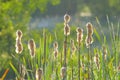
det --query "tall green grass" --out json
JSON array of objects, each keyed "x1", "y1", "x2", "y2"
[{"x1": 9, "y1": 15, "x2": 120, "y2": 80}]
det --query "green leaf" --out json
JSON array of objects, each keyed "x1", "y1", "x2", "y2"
[
  {"x1": 94, "y1": 28, "x2": 101, "y2": 43},
  {"x1": 9, "y1": 62, "x2": 20, "y2": 77}
]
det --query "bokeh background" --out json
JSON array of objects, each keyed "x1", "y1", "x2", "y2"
[{"x1": 0, "y1": 0, "x2": 120, "y2": 79}]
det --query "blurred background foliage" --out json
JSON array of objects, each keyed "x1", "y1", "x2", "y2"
[
  {"x1": 0, "y1": 0, "x2": 120, "y2": 78},
  {"x1": 0, "y1": 0, "x2": 60, "y2": 77}
]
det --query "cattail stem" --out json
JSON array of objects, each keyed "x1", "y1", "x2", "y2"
[
  {"x1": 76, "y1": 27, "x2": 83, "y2": 80},
  {"x1": 55, "y1": 67, "x2": 58, "y2": 80},
  {"x1": 102, "y1": 46, "x2": 108, "y2": 80},
  {"x1": 30, "y1": 57, "x2": 34, "y2": 79},
  {"x1": 88, "y1": 44, "x2": 90, "y2": 80},
  {"x1": 63, "y1": 14, "x2": 70, "y2": 80},
  {"x1": 90, "y1": 45, "x2": 94, "y2": 80},
  {"x1": 71, "y1": 59, "x2": 73, "y2": 80},
  {"x1": 18, "y1": 56, "x2": 21, "y2": 78},
  {"x1": 114, "y1": 43, "x2": 117, "y2": 70},
  {"x1": 53, "y1": 58, "x2": 58, "y2": 80},
  {"x1": 102, "y1": 52, "x2": 105, "y2": 79},
  {"x1": 70, "y1": 40, "x2": 75, "y2": 80},
  {"x1": 64, "y1": 35, "x2": 67, "y2": 67},
  {"x1": 61, "y1": 52, "x2": 63, "y2": 67},
  {"x1": 43, "y1": 29, "x2": 46, "y2": 80},
  {"x1": 40, "y1": 54, "x2": 41, "y2": 67},
  {"x1": 88, "y1": 44, "x2": 94, "y2": 80},
  {"x1": 70, "y1": 46, "x2": 73, "y2": 80},
  {"x1": 63, "y1": 35, "x2": 67, "y2": 80},
  {"x1": 78, "y1": 43, "x2": 80, "y2": 80},
  {"x1": 55, "y1": 57, "x2": 58, "y2": 80},
  {"x1": 85, "y1": 22, "x2": 94, "y2": 80}
]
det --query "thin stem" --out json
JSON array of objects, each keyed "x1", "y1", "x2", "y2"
[
  {"x1": 70, "y1": 49, "x2": 73, "y2": 80},
  {"x1": 103, "y1": 52, "x2": 106, "y2": 80},
  {"x1": 88, "y1": 45, "x2": 90, "y2": 80},
  {"x1": 70, "y1": 41, "x2": 74, "y2": 80},
  {"x1": 55, "y1": 60, "x2": 58, "y2": 80},
  {"x1": 61, "y1": 52, "x2": 62, "y2": 67},
  {"x1": 90, "y1": 45, "x2": 94, "y2": 80},
  {"x1": 63, "y1": 35, "x2": 67, "y2": 80},
  {"x1": 43, "y1": 29, "x2": 46, "y2": 80},
  {"x1": 30, "y1": 58, "x2": 34, "y2": 79},
  {"x1": 78, "y1": 43, "x2": 80, "y2": 80},
  {"x1": 72, "y1": 59, "x2": 73, "y2": 80},
  {"x1": 64, "y1": 35, "x2": 67, "y2": 67}
]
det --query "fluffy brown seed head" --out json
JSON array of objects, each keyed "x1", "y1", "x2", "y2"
[
  {"x1": 103, "y1": 46, "x2": 107, "y2": 54},
  {"x1": 36, "y1": 68, "x2": 43, "y2": 80},
  {"x1": 117, "y1": 62, "x2": 120, "y2": 71},
  {"x1": 53, "y1": 41, "x2": 59, "y2": 59},
  {"x1": 60, "y1": 67, "x2": 66, "y2": 78},
  {"x1": 85, "y1": 36, "x2": 93, "y2": 48},
  {"x1": 81, "y1": 62, "x2": 85, "y2": 70},
  {"x1": 28, "y1": 39, "x2": 36, "y2": 58},
  {"x1": 15, "y1": 38, "x2": 23, "y2": 54},
  {"x1": 15, "y1": 42, "x2": 23, "y2": 54},
  {"x1": 118, "y1": 66, "x2": 120, "y2": 71},
  {"x1": 53, "y1": 49, "x2": 58, "y2": 59},
  {"x1": 76, "y1": 27, "x2": 83, "y2": 44},
  {"x1": 86, "y1": 22, "x2": 93, "y2": 35},
  {"x1": 76, "y1": 27, "x2": 83, "y2": 33},
  {"x1": 15, "y1": 30, "x2": 23, "y2": 54},
  {"x1": 53, "y1": 41, "x2": 58, "y2": 49},
  {"x1": 102, "y1": 46, "x2": 107, "y2": 60},
  {"x1": 70, "y1": 39, "x2": 76, "y2": 54},
  {"x1": 85, "y1": 22, "x2": 94, "y2": 48},
  {"x1": 94, "y1": 54, "x2": 100, "y2": 70},
  {"x1": 64, "y1": 14, "x2": 71, "y2": 23},
  {"x1": 16, "y1": 30, "x2": 23, "y2": 38},
  {"x1": 64, "y1": 24, "x2": 70, "y2": 36},
  {"x1": 28, "y1": 39, "x2": 35, "y2": 49}
]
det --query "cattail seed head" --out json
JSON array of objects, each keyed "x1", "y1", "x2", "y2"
[
  {"x1": 94, "y1": 54, "x2": 100, "y2": 70},
  {"x1": 15, "y1": 30, "x2": 23, "y2": 54},
  {"x1": 102, "y1": 46, "x2": 107, "y2": 60},
  {"x1": 53, "y1": 49, "x2": 58, "y2": 59},
  {"x1": 70, "y1": 39, "x2": 76, "y2": 54},
  {"x1": 15, "y1": 41, "x2": 23, "y2": 54},
  {"x1": 64, "y1": 14, "x2": 71, "y2": 23},
  {"x1": 53, "y1": 41, "x2": 59, "y2": 59},
  {"x1": 118, "y1": 66, "x2": 120, "y2": 71},
  {"x1": 85, "y1": 36, "x2": 93, "y2": 47},
  {"x1": 86, "y1": 22, "x2": 93, "y2": 35},
  {"x1": 85, "y1": 22, "x2": 94, "y2": 48},
  {"x1": 36, "y1": 68, "x2": 43, "y2": 80},
  {"x1": 76, "y1": 27, "x2": 83, "y2": 44},
  {"x1": 60, "y1": 67, "x2": 66, "y2": 78},
  {"x1": 28, "y1": 39, "x2": 36, "y2": 58},
  {"x1": 53, "y1": 41, "x2": 58, "y2": 49},
  {"x1": 117, "y1": 62, "x2": 120, "y2": 71},
  {"x1": 81, "y1": 62, "x2": 85, "y2": 70},
  {"x1": 64, "y1": 24, "x2": 70, "y2": 36},
  {"x1": 16, "y1": 30, "x2": 23, "y2": 38}
]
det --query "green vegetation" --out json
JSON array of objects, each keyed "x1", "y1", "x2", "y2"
[
  {"x1": 6, "y1": 15, "x2": 120, "y2": 80},
  {"x1": 0, "y1": 0, "x2": 120, "y2": 79},
  {"x1": 0, "y1": 0, "x2": 60, "y2": 76}
]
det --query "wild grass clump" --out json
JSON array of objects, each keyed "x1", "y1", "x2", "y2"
[{"x1": 9, "y1": 14, "x2": 120, "y2": 80}]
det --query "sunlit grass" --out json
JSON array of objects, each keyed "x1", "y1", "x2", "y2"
[{"x1": 0, "y1": 15, "x2": 120, "y2": 80}]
